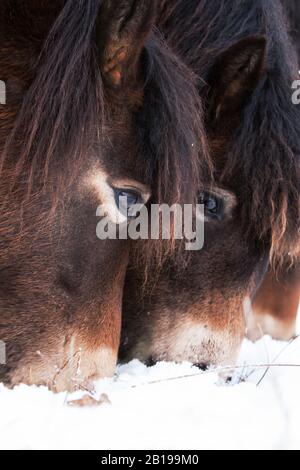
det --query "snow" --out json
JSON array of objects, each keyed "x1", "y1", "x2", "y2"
[{"x1": 0, "y1": 330, "x2": 300, "y2": 450}]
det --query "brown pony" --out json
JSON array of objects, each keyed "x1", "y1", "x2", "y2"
[
  {"x1": 249, "y1": 0, "x2": 300, "y2": 341},
  {"x1": 0, "y1": 0, "x2": 209, "y2": 390},
  {"x1": 120, "y1": 0, "x2": 300, "y2": 367}
]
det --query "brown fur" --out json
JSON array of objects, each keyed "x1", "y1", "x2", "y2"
[
  {"x1": 120, "y1": 0, "x2": 300, "y2": 367},
  {"x1": 0, "y1": 1, "x2": 209, "y2": 390},
  {"x1": 248, "y1": 260, "x2": 300, "y2": 341}
]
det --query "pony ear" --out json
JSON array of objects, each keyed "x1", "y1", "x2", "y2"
[
  {"x1": 208, "y1": 36, "x2": 266, "y2": 129},
  {"x1": 97, "y1": 0, "x2": 157, "y2": 88}
]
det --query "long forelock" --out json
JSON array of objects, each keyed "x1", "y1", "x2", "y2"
[
  {"x1": 159, "y1": 0, "x2": 300, "y2": 264},
  {"x1": 1, "y1": 1, "x2": 213, "y2": 271},
  {"x1": 140, "y1": 29, "x2": 212, "y2": 206},
  {"x1": 132, "y1": 29, "x2": 213, "y2": 270},
  {"x1": 1, "y1": 0, "x2": 105, "y2": 201}
]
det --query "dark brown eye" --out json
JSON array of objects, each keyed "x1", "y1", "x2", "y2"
[{"x1": 198, "y1": 191, "x2": 224, "y2": 220}]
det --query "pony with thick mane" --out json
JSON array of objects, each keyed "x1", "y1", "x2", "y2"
[
  {"x1": 0, "y1": 0, "x2": 211, "y2": 391},
  {"x1": 121, "y1": 0, "x2": 300, "y2": 366},
  {"x1": 159, "y1": 0, "x2": 300, "y2": 263},
  {"x1": 251, "y1": 0, "x2": 300, "y2": 339}
]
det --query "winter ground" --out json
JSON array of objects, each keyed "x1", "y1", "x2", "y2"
[{"x1": 0, "y1": 320, "x2": 300, "y2": 450}]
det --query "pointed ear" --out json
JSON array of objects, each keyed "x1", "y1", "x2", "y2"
[
  {"x1": 208, "y1": 36, "x2": 266, "y2": 129},
  {"x1": 97, "y1": 0, "x2": 157, "y2": 88}
]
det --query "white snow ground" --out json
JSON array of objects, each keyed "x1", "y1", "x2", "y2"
[{"x1": 0, "y1": 322, "x2": 300, "y2": 450}]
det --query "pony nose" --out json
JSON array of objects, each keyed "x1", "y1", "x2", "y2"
[
  {"x1": 194, "y1": 362, "x2": 209, "y2": 371},
  {"x1": 145, "y1": 356, "x2": 157, "y2": 367}
]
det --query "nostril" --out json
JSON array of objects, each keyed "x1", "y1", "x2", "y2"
[
  {"x1": 194, "y1": 363, "x2": 209, "y2": 371},
  {"x1": 145, "y1": 356, "x2": 157, "y2": 367}
]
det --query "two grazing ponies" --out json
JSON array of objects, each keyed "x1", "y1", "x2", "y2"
[
  {"x1": 0, "y1": 0, "x2": 209, "y2": 391},
  {"x1": 1, "y1": 0, "x2": 299, "y2": 391},
  {"x1": 120, "y1": 0, "x2": 300, "y2": 366}
]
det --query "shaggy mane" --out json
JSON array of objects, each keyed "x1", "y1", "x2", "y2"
[
  {"x1": 159, "y1": 0, "x2": 300, "y2": 263},
  {"x1": 0, "y1": 0, "x2": 212, "y2": 267}
]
